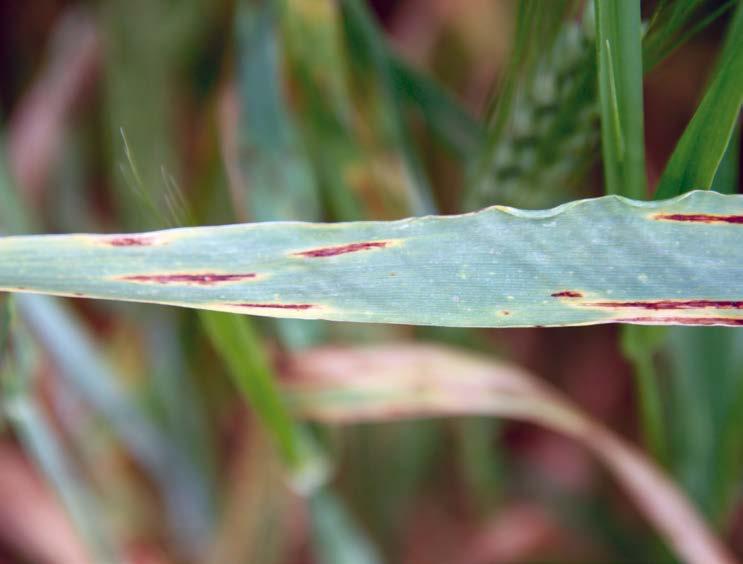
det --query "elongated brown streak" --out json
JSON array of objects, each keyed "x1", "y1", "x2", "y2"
[
  {"x1": 587, "y1": 300, "x2": 743, "y2": 310},
  {"x1": 294, "y1": 241, "x2": 389, "y2": 258},
  {"x1": 617, "y1": 316, "x2": 743, "y2": 326},
  {"x1": 122, "y1": 273, "x2": 256, "y2": 285},
  {"x1": 551, "y1": 291, "x2": 583, "y2": 298},
  {"x1": 652, "y1": 213, "x2": 743, "y2": 224},
  {"x1": 235, "y1": 303, "x2": 314, "y2": 310},
  {"x1": 107, "y1": 236, "x2": 154, "y2": 247}
]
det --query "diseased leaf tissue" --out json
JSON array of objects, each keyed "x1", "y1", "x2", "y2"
[{"x1": 1, "y1": 190, "x2": 742, "y2": 328}]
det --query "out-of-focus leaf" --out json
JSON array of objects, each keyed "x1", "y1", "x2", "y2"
[
  {"x1": 282, "y1": 343, "x2": 735, "y2": 564},
  {"x1": 207, "y1": 423, "x2": 290, "y2": 564},
  {"x1": 103, "y1": 0, "x2": 210, "y2": 227},
  {"x1": 654, "y1": 2, "x2": 743, "y2": 199},
  {"x1": 309, "y1": 490, "x2": 383, "y2": 564},
  {"x1": 0, "y1": 295, "x2": 9, "y2": 365},
  {"x1": 341, "y1": 0, "x2": 437, "y2": 216},
  {"x1": 279, "y1": 0, "x2": 366, "y2": 222},
  {"x1": 466, "y1": 1, "x2": 592, "y2": 210},
  {"x1": 17, "y1": 294, "x2": 215, "y2": 553},
  {"x1": 390, "y1": 57, "x2": 485, "y2": 160},
  {"x1": 235, "y1": 0, "x2": 321, "y2": 223},
  {"x1": 643, "y1": 0, "x2": 737, "y2": 71},
  {"x1": 1, "y1": 317, "x2": 118, "y2": 563},
  {"x1": 666, "y1": 328, "x2": 743, "y2": 527},
  {"x1": 340, "y1": 419, "x2": 439, "y2": 555},
  {"x1": 2, "y1": 191, "x2": 743, "y2": 328}
]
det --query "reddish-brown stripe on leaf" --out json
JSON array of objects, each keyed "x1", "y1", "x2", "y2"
[
  {"x1": 551, "y1": 291, "x2": 583, "y2": 298},
  {"x1": 587, "y1": 300, "x2": 743, "y2": 310},
  {"x1": 294, "y1": 241, "x2": 389, "y2": 258},
  {"x1": 652, "y1": 213, "x2": 743, "y2": 224},
  {"x1": 121, "y1": 273, "x2": 256, "y2": 285},
  {"x1": 617, "y1": 316, "x2": 743, "y2": 326},
  {"x1": 106, "y1": 236, "x2": 154, "y2": 247},
  {"x1": 236, "y1": 303, "x2": 314, "y2": 310}
]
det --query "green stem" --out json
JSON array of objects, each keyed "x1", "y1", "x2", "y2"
[{"x1": 632, "y1": 348, "x2": 666, "y2": 463}]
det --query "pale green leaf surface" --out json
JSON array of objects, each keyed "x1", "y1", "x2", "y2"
[{"x1": 1, "y1": 191, "x2": 742, "y2": 328}]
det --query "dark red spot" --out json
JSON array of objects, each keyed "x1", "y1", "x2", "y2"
[
  {"x1": 236, "y1": 303, "x2": 314, "y2": 310},
  {"x1": 588, "y1": 300, "x2": 743, "y2": 310},
  {"x1": 617, "y1": 316, "x2": 743, "y2": 326},
  {"x1": 108, "y1": 236, "x2": 152, "y2": 247},
  {"x1": 122, "y1": 273, "x2": 256, "y2": 285},
  {"x1": 653, "y1": 213, "x2": 743, "y2": 224},
  {"x1": 551, "y1": 291, "x2": 583, "y2": 298},
  {"x1": 295, "y1": 241, "x2": 389, "y2": 258}
]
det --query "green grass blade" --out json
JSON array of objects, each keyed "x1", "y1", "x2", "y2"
[
  {"x1": 621, "y1": 325, "x2": 668, "y2": 462},
  {"x1": 712, "y1": 123, "x2": 740, "y2": 194},
  {"x1": 643, "y1": 0, "x2": 736, "y2": 71},
  {"x1": 199, "y1": 310, "x2": 297, "y2": 464},
  {"x1": 464, "y1": 0, "x2": 729, "y2": 211},
  {"x1": 1, "y1": 191, "x2": 743, "y2": 328},
  {"x1": 595, "y1": 0, "x2": 647, "y2": 198},
  {"x1": 594, "y1": 0, "x2": 665, "y2": 462},
  {"x1": 655, "y1": 3, "x2": 743, "y2": 199},
  {"x1": 199, "y1": 310, "x2": 328, "y2": 492}
]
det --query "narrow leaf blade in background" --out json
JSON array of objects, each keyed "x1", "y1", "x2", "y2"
[
  {"x1": 282, "y1": 343, "x2": 735, "y2": 564},
  {"x1": 654, "y1": 2, "x2": 743, "y2": 199}
]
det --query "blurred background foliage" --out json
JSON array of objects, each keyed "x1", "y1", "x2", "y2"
[{"x1": 0, "y1": 0, "x2": 741, "y2": 562}]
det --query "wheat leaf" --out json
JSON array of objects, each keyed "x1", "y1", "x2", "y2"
[
  {"x1": 282, "y1": 343, "x2": 736, "y2": 564},
  {"x1": 1, "y1": 190, "x2": 742, "y2": 328}
]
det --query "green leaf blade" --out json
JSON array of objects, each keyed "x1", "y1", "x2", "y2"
[
  {"x1": 655, "y1": 3, "x2": 743, "y2": 199},
  {"x1": 1, "y1": 191, "x2": 743, "y2": 328},
  {"x1": 595, "y1": 0, "x2": 647, "y2": 198}
]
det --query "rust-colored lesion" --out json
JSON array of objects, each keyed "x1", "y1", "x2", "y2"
[
  {"x1": 551, "y1": 290, "x2": 583, "y2": 298},
  {"x1": 293, "y1": 240, "x2": 391, "y2": 258},
  {"x1": 120, "y1": 273, "x2": 257, "y2": 285},
  {"x1": 587, "y1": 299, "x2": 743, "y2": 310},
  {"x1": 106, "y1": 236, "x2": 155, "y2": 247},
  {"x1": 651, "y1": 213, "x2": 743, "y2": 224},
  {"x1": 235, "y1": 303, "x2": 314, "y2": 310},
  {"x1": 617, "y1": 316, "x2": 743, "y2": 326}
]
